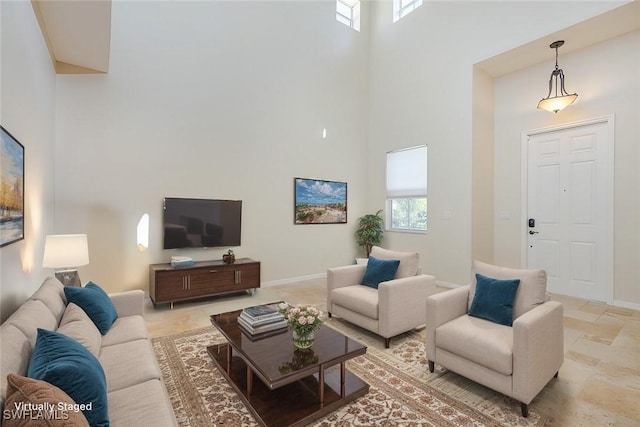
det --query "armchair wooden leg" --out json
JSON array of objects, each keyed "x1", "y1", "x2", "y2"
[
  {"x1": 328, "y1": 312, "x2": 332, "y2": 318},
  {"x1": 521, "y1": 403, "x2": 529, "y2": 418},
  {"x1": 428, "y1": 361, "x2": 434, "y2": 373},
  {"x1": 384, "y1": 337, "x2": 390, "y2": 348},
  {"x1": 554, "y1": 371, "x2": 559, "y2": 378}
]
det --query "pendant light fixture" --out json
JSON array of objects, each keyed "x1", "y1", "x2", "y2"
[{"x1": 537, "y1": 40, "x2": 578, "y2": 113}]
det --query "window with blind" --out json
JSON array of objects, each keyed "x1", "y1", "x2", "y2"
[{"x1": 386, "y1": 145, "x2": 427, "y2": 232}]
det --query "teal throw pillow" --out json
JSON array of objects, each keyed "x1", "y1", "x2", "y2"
[
  {"x1": 64, "y1": 281, "x2": 118, "y2": 335},
  {"x1": 27, "y1": 328, "x2": 109, "y2": 427},
  {"x1": 361, "y1": 256, "x2": 400, "y2": 289},
  {"x1": 469, "y1": 273, "x2": 520, "y2": 326}
]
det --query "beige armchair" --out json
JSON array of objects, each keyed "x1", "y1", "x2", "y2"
[
  {"x1": 327, "y1": 246, "x2": 436, "y2": 348},
  {"x1": 425, "y1": 260, "x2": 563, "y2": 417}
]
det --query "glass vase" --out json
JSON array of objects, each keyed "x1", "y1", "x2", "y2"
[{"x1": 292, "y1": 328, "x2": 315, "y2": 349}]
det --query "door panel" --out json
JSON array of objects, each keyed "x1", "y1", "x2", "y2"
[
  {"x1": 569, "y1": 161, "x2": 595, "y2": 224},
  {"x1": 526, "y1": 120, "x2": 612, "y2": 302},
  {"x1": 538, "y1": 164, "x2": 560, "y2": 223}
]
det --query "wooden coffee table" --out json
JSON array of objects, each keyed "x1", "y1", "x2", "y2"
[{"x1": 208, "y1": 308, "x2": 369, "y2": 427}]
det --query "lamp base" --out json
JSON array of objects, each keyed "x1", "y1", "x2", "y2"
[{"x1": 55, "y1": 270, "x2": 82, "y2": 287}]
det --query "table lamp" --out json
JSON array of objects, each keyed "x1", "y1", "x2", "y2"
[{"x1": 42, "y1": 234, "x2": 89, "y2": 287}]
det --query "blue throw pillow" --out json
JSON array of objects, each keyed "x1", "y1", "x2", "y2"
[
  {"x1": 28, "y1": 328, "x2": 109, "y2": 427},
  {"x1": 361, "y1": 256, "x2": 400, "y2": 289},
  {"x1": 469, "y1": 273, "x2": 521, "y2": 326},
  {"x1": 64, "y1": 281, "x2": 118, "y2": 335}
]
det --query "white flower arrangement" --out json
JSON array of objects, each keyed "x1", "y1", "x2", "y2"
[{"x1": 278, "y1": 303, "x2": 323, "y2": 335}]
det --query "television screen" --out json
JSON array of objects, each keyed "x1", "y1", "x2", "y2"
[{"x1": 163, "y1": 198, "x2": 242, "y2": 249}]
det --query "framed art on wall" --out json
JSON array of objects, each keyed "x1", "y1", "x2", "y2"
[
  {"x1": 294, "y1": 177, "x2": 347, "y2": 224},
  {"x1": 1, "y1": 126, "x2": 25, "y2": 247}
]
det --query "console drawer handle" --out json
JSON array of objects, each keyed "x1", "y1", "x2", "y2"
[{"x1": 209, "y1": 270, "x2": 218, "y2": 273}]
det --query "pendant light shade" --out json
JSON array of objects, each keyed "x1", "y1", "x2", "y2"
[{"x1": 537, "y1": 40, "x2": 578, "y2": 113}]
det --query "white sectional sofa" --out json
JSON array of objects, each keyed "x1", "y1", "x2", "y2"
[{"x1": 0, "y1": 277, "x2": 177, "y2": 426}]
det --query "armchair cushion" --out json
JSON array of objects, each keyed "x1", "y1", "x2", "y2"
[
  {"x1": 361, "y1": 256, "x2": 400, "y2": 288},
  {"x1": 469, "y1": 274, "x2": 520, "y2": 326},
  {"x1": 437, "y1": 315, "x2": 514, "y2": 375},
  {"x1": 331, "y1": 285, "x2": 379, "y2": 319},
  {"x1": 470, "y1": 261, "x2": 547, "y2": 320},
  {"x1": 370, "y1": 246, "x2": 419, "y2": 278}
]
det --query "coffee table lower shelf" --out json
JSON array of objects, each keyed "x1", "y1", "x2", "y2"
[{"x1": 207, "y1": 344, "x2": 369, "y2": 427}]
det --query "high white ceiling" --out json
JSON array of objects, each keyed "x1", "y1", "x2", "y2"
[
  {"x1": 475, "y1": 1, "x2": 639, "y2": 77},
  {"x1": 32, "y1": 0, "x2": 111, "y2": 74},
  {"x1": 30, "y1": 1, "x2": 637, "y2": 76}
]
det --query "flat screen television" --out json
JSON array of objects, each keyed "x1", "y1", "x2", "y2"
[{"x1": 163, "y1": 198, "x2": 242, "y2": 249}]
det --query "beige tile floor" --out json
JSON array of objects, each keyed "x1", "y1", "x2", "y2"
[{"x1": 145, "y1": 278, "x2": 640, "y2": 426}]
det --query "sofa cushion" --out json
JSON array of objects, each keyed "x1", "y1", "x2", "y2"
[
  {"x1": 98, "y1": 339, "x2": 162, "y2": 393},
  {"x1": 64, "y1": 282, "x2": 118, "y2": 335},
  {"x1": 370, "y1": 246, "x2": 419, "y2": 278},
  {"x1": 470, "y1": 260, "x2": 547, "y2": 320},
  {"x1": 4, "y1": 373, "x2": 90, "y2": 427},
  {"x1": 27, "y1": 329, "x2": 109, "y2": 427},
  {"x1": 361, "y1": 256, "x2": 400, "y2": 289},
  {"x1": 437, "y1": 315, "x2": 514, "y2": 375},
  {"x1": 5, "y1": 300, "x2": 58, "y2": 348},
  {"x1": 331, "y1": 285, "x2": 379, "y2": 319},
  {"x1": 101, "y1": 316, "x2": 150, "y2": 347},
  {"x1": 28, "y1": 277, "x2": 67, "y2": 321},
  {"x1": 57, "y1": 303, "x2": 102, "y2": 357},
  {"x1": 1, "y1": 325, "x2": 31, "y2": 407},
  {"x1": 107, "y1": 380, "x2": 177, "y2": 427},
  {"x1": 469, "y1": 274, "x2": 520, "y2": 326}
]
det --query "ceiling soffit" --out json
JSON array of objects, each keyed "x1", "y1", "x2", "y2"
[{"x1": 31, "y1": 0, "x2": 111, "y2": 74}]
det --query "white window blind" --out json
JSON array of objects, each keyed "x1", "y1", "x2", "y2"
[{"x1": 386, "y1": 146, "x2": 427, "y2": 198}]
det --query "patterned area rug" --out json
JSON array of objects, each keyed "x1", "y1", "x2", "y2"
[{"x1": 152, "y1": 320, "x2": 553, "y2": 426}]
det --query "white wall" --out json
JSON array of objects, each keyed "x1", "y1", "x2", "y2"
[
  {"x1": 2, "y1": 0, "x2": 635, "y2": 314},
  {"x1": 493, "y1": 31, "x2": 640, "y2": 306},
  {"x1": 367, "y1": 1, "x2": 625, "y2": 285},
  {"x1": 471, "y1": 67, "x2": 494, "y2": 264},
  {"x1": 0, "y1": 1, "x2": 56, "y2": 321},
  {"x1": 54, "y1": 1, "x2": 371, "y2": 293}
]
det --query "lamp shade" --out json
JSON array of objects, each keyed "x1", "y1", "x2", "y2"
[
  {"x1": 537, "y1": 93, "x2": 578, "y2": 113},
  {"x1": 42, "y1": 234, "x2": 89, "y2": 268}
]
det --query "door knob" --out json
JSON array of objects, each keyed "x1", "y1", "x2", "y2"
[{"x1": 529, "y1": 230, "x2": 539, "y2": 235}]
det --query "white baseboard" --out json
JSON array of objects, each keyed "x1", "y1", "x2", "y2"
[
  {"x1": 261, "y1": 272, "x2": 326, "y2": 287},
  {"x1": 261, "y1": 276, "x2": 639, "y2": 313},
  {"x1": 263, "y1": 276, "x2": 467, "y2": 290},
  {"x1": 436, "y1": 280, "x2": 462, "y2": 289},
  {"x1": 613, "y1": 299, "x2": 640, "y2": 312}
]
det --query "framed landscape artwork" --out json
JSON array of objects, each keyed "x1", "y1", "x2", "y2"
[
  {"x1": 1, "y1": 126, "x2": 25, "y2": 247},
  {"x1": 294, "y1": 177, "x2": 347, "y2": 224}
]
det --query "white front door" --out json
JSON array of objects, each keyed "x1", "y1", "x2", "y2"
[{"x1": 524, "y1": 117, "x2": 613, "y2": 302}]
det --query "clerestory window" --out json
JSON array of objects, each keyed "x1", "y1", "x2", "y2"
[
  {"x1": 393, "y1": 0, "x2": 422, "y2": 23},
  {"x1": 336, "y1": 0, "x2": 360, "y2": 32}
]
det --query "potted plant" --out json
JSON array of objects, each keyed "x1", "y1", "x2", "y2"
[{"x1": 355, "y1": 210, "x2": 384, "y2": 257}]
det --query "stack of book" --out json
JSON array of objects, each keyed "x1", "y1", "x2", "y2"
[{"x1": 238, "y1": 303, "x2": 288, "y2": 336}]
